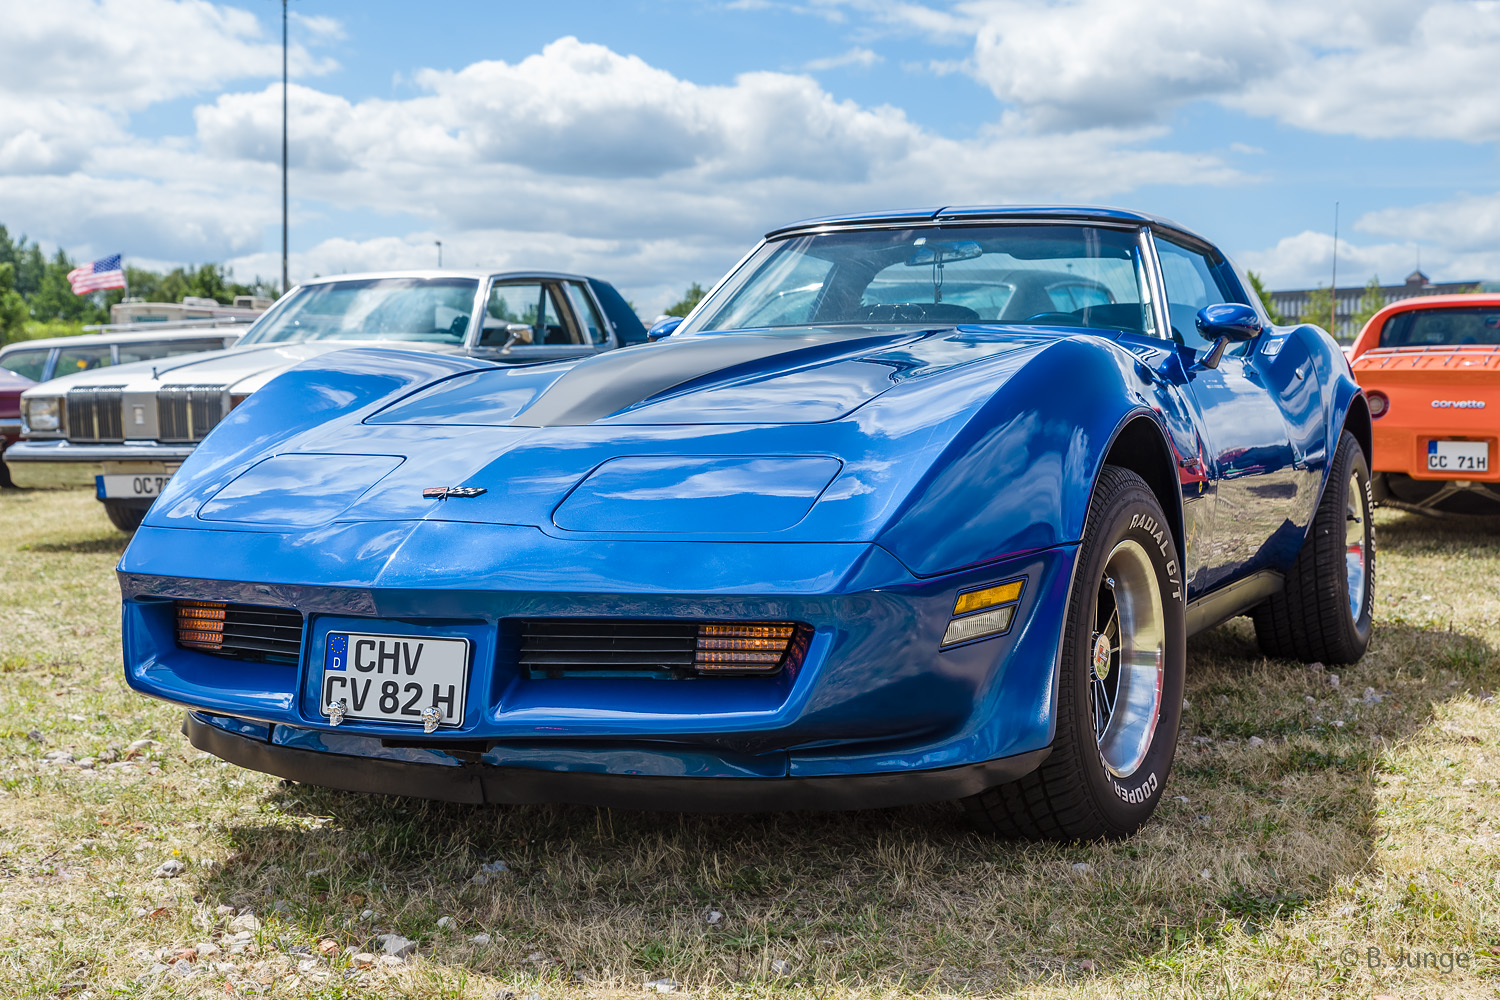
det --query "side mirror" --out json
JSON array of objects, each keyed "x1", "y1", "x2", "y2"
[
  {"x1": 498, "y1": 323, "x2": 533, "y2": 355},
  {"x1": 646, "y1": 317, "x2": 683, "y2": 342},
  {"x1": 1195, "y1": 302, "x2": 1262, "y2": 342},
  {"x1": 1191, "y1": 303, "x2": 1262, "y2": 371}
]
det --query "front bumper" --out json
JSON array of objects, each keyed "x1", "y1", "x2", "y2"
[
  {"x1": 185, "y1": 713, "x2": 1050, "y2": 811},
  {"x1": 121, "y1": 521, "x2": 1078, "y2": 804},
  {"x1": 5, "y1": 440, "x2": 194, "y2": 489}
]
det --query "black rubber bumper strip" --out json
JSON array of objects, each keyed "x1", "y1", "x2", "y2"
[{"x1": 183, "y1": 714, "x2": 1051, "y2": 813}]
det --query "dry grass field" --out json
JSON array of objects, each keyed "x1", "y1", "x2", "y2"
[{"x1": 1, "y1": 488, "x2": 1498, "y2": 999}]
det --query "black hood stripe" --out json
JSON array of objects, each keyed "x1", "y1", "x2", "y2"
[{"x1": 510, "y1": 330, "x2": 909, "y2": 427}]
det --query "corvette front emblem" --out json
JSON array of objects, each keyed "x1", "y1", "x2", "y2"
[{"x1": 422, "y1": 486, "x2": 487, "y2": 500}]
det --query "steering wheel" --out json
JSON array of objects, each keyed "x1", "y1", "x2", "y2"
[{"x1": 448, "y1": 315, "x2": 470, "y2": 337}]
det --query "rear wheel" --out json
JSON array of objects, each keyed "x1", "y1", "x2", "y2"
[
  {"x1": 1251, "y1": 431, "x2": 1373, "y2": 665},
  {"x1": 103, "y1": 500, "x2": 149, "y2": 534},
  {"x1": 963, "y1": 466, "x2": 1186, "y2": 840}
]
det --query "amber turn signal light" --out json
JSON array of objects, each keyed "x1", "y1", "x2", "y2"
[
  {"x1": 176, "y1": 600, "x2": 227, "y2": 651},
  {"x1": 695, "y1": 623, "x2": 797, "y2": 672}
]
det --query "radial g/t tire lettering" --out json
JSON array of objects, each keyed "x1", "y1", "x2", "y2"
[{"x1": 963, "y1": 465, "x2": 1186, "y2": 840}]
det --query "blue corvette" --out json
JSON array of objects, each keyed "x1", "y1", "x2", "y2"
[{"x1": 118, "y1": 207, "x2": 1372, "y2": 839}]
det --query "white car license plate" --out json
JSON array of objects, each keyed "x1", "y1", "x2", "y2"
[
  {"x1": 319, "y1": 631, "x2": 470, "y2": 728},
  {"x1": 1427, "y1": 440, "x2": 1490, "y2": 473},
  {"x1": 99, "y1": 472, "x2": 172, "y2": 498}
]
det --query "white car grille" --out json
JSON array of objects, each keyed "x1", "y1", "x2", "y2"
[
  {"x1": 157, "y1": 386, "x2": 227, "y2": 442},
  {"x1": 65, "y1": 386, "x2": 126, "y2": 442}
]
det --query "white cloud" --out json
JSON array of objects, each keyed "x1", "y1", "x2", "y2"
[
  {"x1": 964, "y1": 0, "x2": 1286, "y2": 130},
  {"x1": 1357, "y1": 193, "x2": 1500, "y2": 254},
  {"x1": 290, "y1": 11, "x2": 345, "y2": 41},
  {"x1": 0, "y1": 0, "x2": 334, "y2": 110},
  {"x1": 804, "y1": 47, "x2": 883, "y2": 71},
  {"x1": 1238, "y1": 227, "x2": 1500, "y2": 292},
  {"x1": 955, "y1": 0, "x2": 1500, "y2": 141},
  {"x1": 0, "y1": 0, "x2": 339, "y2": 180},
  {"x1": 1221, "y1": 193, "x2": 1500, "y2": 292},
  {"x1": 0, "y1": 22, "x2": 1250, "y2": 313},
  {"x1": 196, "y1": 38, "x2": 1238, "y2": 197}
]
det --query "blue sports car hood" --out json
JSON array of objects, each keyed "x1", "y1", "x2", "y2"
[
  {"x1": 137, "y1": 324, "x2": 1100, "y2": 572},
  {"x1": 368, "y1": 327, "x2": 1035, "y2": 427}
]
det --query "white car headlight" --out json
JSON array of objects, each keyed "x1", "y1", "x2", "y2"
[{"x1": 23, "y1": 397, "x2": 61, "y2": 433}]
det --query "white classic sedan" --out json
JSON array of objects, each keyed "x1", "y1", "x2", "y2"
[{"x1": 10, "y1": 269, "x2": 646, "y2": 531}]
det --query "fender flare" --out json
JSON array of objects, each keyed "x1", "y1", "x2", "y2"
[{"x1": 876, "y1": 336, "x2": 1192, "y2": 579}]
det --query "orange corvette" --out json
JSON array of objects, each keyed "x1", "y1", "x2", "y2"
[{"x1": 1348, "y1": 294, "x2": 1500, "y2": 515}]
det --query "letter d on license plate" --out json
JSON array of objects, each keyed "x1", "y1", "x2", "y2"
[{"x1": 320, "y1": 631, "x2": 470, "y2": 728}]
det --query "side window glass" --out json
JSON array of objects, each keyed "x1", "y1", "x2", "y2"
[
  {"x1": 1153, "y1": 237, "x2": 1236, "y2": 350},
  {"x1": 0, "y1": 350, "x2": 49, "y2": 382},
  {"x1": 483, "y1": 283, "x2": 577, "y2": 347},
  {"x1": 55, "y1": 346, "x2": 114, "y2": 374},
  {"x1": 564, "y1": 281, "x2": 610, "y2": 345}
]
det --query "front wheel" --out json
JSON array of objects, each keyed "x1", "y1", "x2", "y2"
[
  {"x1": 963, "y1": 466, "x2": 1186, "y2": 840},
  {"x1": 1250, "y1": 431, "x2": 1373, "y2": 664}
]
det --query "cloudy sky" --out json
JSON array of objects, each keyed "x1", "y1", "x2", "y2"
[{"x1": 3, "y1": 0, "x2": 1500, "y2": 314}]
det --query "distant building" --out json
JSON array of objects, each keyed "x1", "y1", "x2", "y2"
[
  {"x1": 1269, "y1": 270, "x2": 1482, "y2": 339},
  {"x1": 108, "y1": 295, "x2": 272, "y2": 326}
]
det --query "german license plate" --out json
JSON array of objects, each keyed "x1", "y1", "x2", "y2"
[
  {"x1": 319, "y1": 632, "x2": 469, "y2": 728},
  {"x1": 1427, "y1": 440, "x2": 1490, "y2": 473},
  {"x1": 98, "y1": 472, "x2": 172, "y2": 498}
]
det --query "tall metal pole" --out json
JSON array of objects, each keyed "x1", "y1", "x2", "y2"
[
  {"x1": 1329, "y1": 202, "x2": 1339, "y2": 335},
  {"x1": 281, "y1": 0, "x2": 289, "y2": 294},
  {"x1": 435, "y1": 241, "x2": 443, "y2": 267}
]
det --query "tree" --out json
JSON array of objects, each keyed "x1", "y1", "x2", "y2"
[
  {"x1": 1245, "y1": 270, "x2": 1286, "y2": 325},
  {"x1": 1352, "y1": 275, "x2": 1387, "y2": 334},
  {"x1": 0, "y1": 263, "x2": 29, "y2": 344},
  {"x1": 664, "y1": 282, "x2": 706, "y2": 318},
  {"x1": 0, "y1": 218, "x2": 279, "y2": 333},
  {"x1": 28, "y1": 249, "x2": 99, "y2": 323},
  {"x1": 1303, "y1": 285, "x2": 1334, "y2": 335}
]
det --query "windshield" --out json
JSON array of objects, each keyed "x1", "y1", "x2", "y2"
[
  {"x1": 240, "y1": 277, "x2": 480, "y2": 346},
  {"x1": 1379, "y1": 306, "x2": 1500, "y2": 348},
  {"x1": 680, "y1": 224, "x2": 1153, "y2": 336}
]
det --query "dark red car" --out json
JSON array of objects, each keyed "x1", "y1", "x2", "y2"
[{"x1": 0, "y1": 366, "x2": 33, "y2": 487}]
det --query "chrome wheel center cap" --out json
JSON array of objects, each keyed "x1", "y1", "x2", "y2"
[{"x1": 1091, "y1": 632, "x2": 1112, "y2": 679}]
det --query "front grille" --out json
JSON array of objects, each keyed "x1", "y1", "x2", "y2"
[
  {"x1": 519, "y1": 619, "x2": 800, "y2": 677},
  {"x1": 175, "y1": 601, "x2": 304, "y2": 664},
  {"x1": 158, "y1": 386, "x2": 226, "y2": 442},
  {"x1": 65, "y1": 386, "x2": 125, "y2": 442}
]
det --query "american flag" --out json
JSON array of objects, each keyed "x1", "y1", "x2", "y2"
[{"x1": 67, "y1": 253, "x2": 126, "y2": 294}]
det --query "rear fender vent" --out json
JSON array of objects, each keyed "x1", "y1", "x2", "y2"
[
  {"x1": 519, "y1": 619, "x2": 807, "y2": 678},
  {"x1": 175, "y1": 601, "x2": 304, "y2": 665}
]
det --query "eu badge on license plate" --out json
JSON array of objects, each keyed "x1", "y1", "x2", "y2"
[{"x1": 320, "y1": 631, "x2": 470, "y2": 728}]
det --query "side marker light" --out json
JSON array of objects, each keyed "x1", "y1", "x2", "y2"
[{"x1": 943, "y1": 578, "x2": 1026, "y2": 647}]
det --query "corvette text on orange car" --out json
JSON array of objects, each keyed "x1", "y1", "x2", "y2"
[{"x1": 1348, "y1": 294, "x2": 1499, "y2": 515}]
